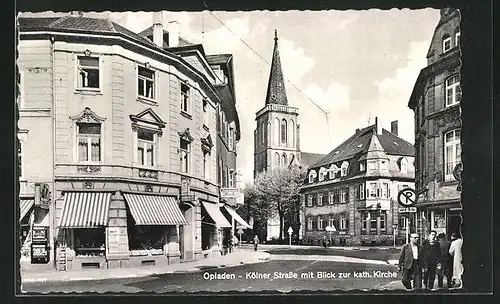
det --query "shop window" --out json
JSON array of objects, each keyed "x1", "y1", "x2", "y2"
[
  {"x1": 77, "y1": 123, "x2": 101, "y2": 162},
  {"x1": 398, "y1": 217, "x2": 408, "y2": 230},
  {"x1": 444, "y1": 129, "x2": 461, "y2": 181},
  {"x1": 180, "y1": 82, "x2": 190, "y2": 113},
  {"x1": 432, "y1": 211, "x2": 446, "y2": 229},
  {"x1": 445, "y1": 75, "x2": 461, "y2": 107},
  {"x1": 137, "y1": 128, "x2": 156, "y2": 166},
  {"x1": 77, "y1": 56, "x2": 100, "y2": 89},
  {"x1": 128, "y1": 226, "x2": 165, "y2": 251},
  {"x1": 74, "y1": 228, "x2": 105, "y2": 257},
  {"x1": 137, "y1": 66, "x2": 155, "y2": 100}
]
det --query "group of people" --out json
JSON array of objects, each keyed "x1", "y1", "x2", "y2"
[{"x1": 398, "y1": 230, "x2": 463, "y2": 290}]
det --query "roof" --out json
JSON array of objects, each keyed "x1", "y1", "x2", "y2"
[
  {"x1": 311, "y1": 124, "x2": 414, "y2": 169},
  {"x1": 137, "y1": 26, "x2": 194, "y2": 48},
  {"x1": 206, "y1": 54, "x2": 232, "y2": 65},
  {"x1": 300, "y1": 152, "x2": 326, "y2": 169},
  {"x1": 265, "y1": 30, "x2": 288, "y2": 106}
]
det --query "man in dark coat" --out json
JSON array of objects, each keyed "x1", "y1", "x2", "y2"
[
  {"x1": 437, "y1": 233, "x2": 452, "y2": 288},
  {"x1": 421, "y1": 230, "x2": 441, "y2": 290},
  {"x1": 398, "y1": 233, "x2": 423, "y2": 290}
]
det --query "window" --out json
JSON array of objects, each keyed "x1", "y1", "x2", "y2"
[
  {"x1": 455, "y1": 31, "x2": 460, "y2": 47},
  {"x1": 341, "y1": 161, "x2": 349, "y2": 177},
  {"x1": 444, "y1": 129, "x2": 461, "y2": 181},
  {"x1": 359, "y1": 162, "x2": 365, "y2": 172},
  {"x1": 369, "y1": 212, "x2": 378, "y2": 231},
  {"x1": 432, "y1": 210, "x2": 446, "y2": 229},
  {"x1": 203, "y1": 99, "x2": 209, "y2": 127},
  {"x1": 128, "y1": 225, "x2": 165, "y2": 251},
  {"x1": 307, "y1": 195, "x2": 313, "y2": 207},
  {"x1": 229, "y1": 170, "x2": 234, "y2": 187},
  {"x1": 443, "y1": 35, "x2": 452, "y2": 53},
  {"x1": 328, "y1": 192, "x2": 334, "y2": 204},
  {"x1": 328, "y1": 218, "x2": 335, "y2": 229},
  {"x1": 307, "y1": 218, "x2": 313, "y2": 230},
  {"x1": 380, "y1": 211, "x2": 387, "y2": 231},
  {"x1": 318, "y1": 217, "x2": 324, "y2": 230},
  {"x1": 276, "y1": 152, "x2": 281, "y2": 167},
  {"x1": 77, "y1": 123, "x2": 101, "y2": 162},
  {"x1": 382, "y1": 183, "x2": 389, "y2": 198},
  {"x1": 17, "y1": 140, "x2": 23, "y2": 178},
  {"x1": 203, "y1": 152, "x2": 209, "y2": 180},
  {"x1": 319, "y1": 168, "x2": 326, "y2": 182},
  {"x1": 401, "y1": 158, "x2": 408, "y2": 173},
  {"x1": 340, "y1": 189, "x2": 347, "y2": 203},
  {"x1": 137, "y1": 129, "x2": 155, "y2": 166},
  {"x1": 362, "y1": 211, "x2": 377, "y2": 231},
  {"x1": 358, "y1": 183, "x2": 365, "y2": 200},
  {"x1": 308, "y1": 170, "x2": 317, "y2": 183},
  {"x1": 398, "y1": 217, "x2": 408, "y2": 230},
  {"x1": 180, "y1": 82, "x2": 190, "y2": 113},
  {"x1": 74, "y1": 228, "x2": 105, "y2": 256},
  {"x1": 137, "y1": 66, "x2": 155, "y2": 100},
  {"x1": 77, "y1": 56, "x2": 100, "y2": 89},
  {"x1": 340, "y1": 214, "x2": 347, "y2": 230},
  {"x1": 282, "y1": 154, "x2": 287, "y2": 168},
  {"x1": 329, "y1": 164, "x2": 339, "y2": 179},
  {"x1": 333, "y1": 189, "x2": 340, "y2": 203},
  {"x1": 368, "y1": 183, "x2": 377, "y2": 198},
  {"x1": 281, "y1": 119, "x2": 287, "y2": 144},
  {"x1": 445, "y1": 75, "x2": 461, "y2": 107},
  {"x1": 180, "y1": 138, "x2": 190, "y2": 173},
  {"x1": 367, "y1": 161, "x2": 376, "y2": 170},
  {"x1": 318, "y1": 194, "x2": 323, "y2": 206}
]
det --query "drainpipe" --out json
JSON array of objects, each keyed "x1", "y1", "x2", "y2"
[{"x1": 50, "y1": 35, "x2": 57, "y2": 269}]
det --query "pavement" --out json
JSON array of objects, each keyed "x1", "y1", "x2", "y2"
[
  {"x1": 20, "y1": 248, "x2": 271, "y2": 284},
  {"x1": 240, "y1": 243, "x2": 402, "y2": 251}
]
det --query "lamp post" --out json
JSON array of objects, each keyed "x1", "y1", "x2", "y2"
[{"x1": 392, "y1": 224, "x2": 398, "y2": 247}]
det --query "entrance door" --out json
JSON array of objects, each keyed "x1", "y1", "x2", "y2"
[{"x1": 447, "y1": 213, "x2": 462, "y2": 237}]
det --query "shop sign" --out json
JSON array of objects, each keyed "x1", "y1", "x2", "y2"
[
  {"x1": 220, "y1": 188, "x2": 239, "y2": 198},
  {"x1": 107, "y1": 227, "x2": 128, "y2": 255},
  {"x1": 181, "y1": 177, "x2": 190, "y2": 196},
  {"x1": 398, "y1": 207, "x2": 417, "y2": 213}
]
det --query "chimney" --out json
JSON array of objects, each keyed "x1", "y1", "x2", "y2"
[
  {"x1": 391, "y1": 120, "x2": 399, "y2": 136},
  {"x1": 70, "y1": 11, "x2": 83, "y2": 17},
  {"x1": 152, "y1": 12, "x2": 164, "y2": 48},
  {"x1": 355, "y1": 128, "x2": 360, "y2": 134},
  {"x1": 375, "y1": 117, "x2": 382, "y2": 135},
  {"x1": 168, "y1": 21, "x2": 179, "y2": 47}
]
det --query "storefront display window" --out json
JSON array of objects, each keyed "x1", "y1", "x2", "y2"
[
  {"x1": 433, "y1": 210, "x2": 446, "y2": 228},
  {"x1": 74, "y1": 228, "x2": 105, "y2": 257},
  {"x1": 128, "y1": 226, "x2": 165, "y2": 251}
]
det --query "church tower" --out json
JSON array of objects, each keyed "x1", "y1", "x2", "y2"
[{"x1": 254, "y1": 30, "x2": 301, "y2": 178}]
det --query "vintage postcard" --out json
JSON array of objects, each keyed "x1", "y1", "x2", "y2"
[{"x1": 15, "y1": 5, "x2": 490, "y2": 295}]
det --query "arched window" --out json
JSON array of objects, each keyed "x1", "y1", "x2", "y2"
[
  {"x1": 275, "y1": 152, "x2": 280, "y2": 167},
  {"x1": 329, "y1": 164, "x2": 339, "y2": 179},
  {"x1": 308, "y1": 170, "x2": 317, "y2": 183},
  {"x1": 274, "y1": 118, "x2": 280, "y2": 146},
  {"x1": 444, "y1": 129, "x2": 461, "y2": 181},
  {"x1": 281, "y1": 119, "x2": 287, "y2": 144},
  {"x1": 400, "y1": 157, "x2": 408, "y2": 173},
  {"x1": 340, "y1": 161, "x2": 349, "y2": 177},
  {"x1": 282, "y1": 153, "x2": 287, "y2": 167},
  {"x1": 443, "y1": 34, "x2": 452, "y2": 53},
  {"x1": 290, "y1": 120, "x2": 295, "y2": 147},
  {"x1": 445, "y1": 75, "x2": 461, "y2": 107}
]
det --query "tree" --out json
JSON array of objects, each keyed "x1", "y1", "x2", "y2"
[{"x1": 252, "y1": 167, "x2": 306, "y2": 241}]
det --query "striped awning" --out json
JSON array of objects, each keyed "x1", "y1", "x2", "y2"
[
  {"x1": 19, "y1": 199, "x2": 34, "y2": 222},
  {"x1": 59, "y1": 192, "x2": 111, "y2": 228},
  {"x1": 224, "y1": 205, "x2": 251, "y2": 229},
  {"x1": 123, "y1": 194, "x2": 188, "y2": 226},
  {"x1": 202, "y1": 202, "x2": 231, "y2": 228}
]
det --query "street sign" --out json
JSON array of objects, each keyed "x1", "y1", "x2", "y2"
[
  {"x1": 237, "y1": 228, "x2": 243, "y2": 235},
  {"x1": 287, "y1": 227, "x2": 293, "y2": 234},
  {"x1": 397, "y1": 188, "x2": 416, "y2": 207},
  {"x1": 398, "y1": 207, "x2": 417, "y2": 213}
]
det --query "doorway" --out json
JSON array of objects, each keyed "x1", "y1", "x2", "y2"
[{"x1": 447, "y1": 212, "x2": 462, "y2": 238}]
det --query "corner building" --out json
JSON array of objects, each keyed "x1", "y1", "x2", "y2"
[
  {"x1": 408, "y1": 8, "x2": 462, "y2": 240},
  {"x1": 17, "y1": 13, "x2": 241, "y2": 271},
  {"x1": 301, "y1": 119, "x2": 415, "y2": 246}
]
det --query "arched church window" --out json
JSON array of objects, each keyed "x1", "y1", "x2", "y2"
[{"x1": 281, "y1": 119, "x2": 287, "y2": 144}]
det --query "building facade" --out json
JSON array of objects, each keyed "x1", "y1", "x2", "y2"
[
  {"x1": 408, "y1": 8, "x2": 462, "y2": 240},
  {"x1": 16, "y1": 12, "x2": 244, "y2": 271},
  {"x1": 301, "y1": 119, "x2": 415, "y2": 246}
]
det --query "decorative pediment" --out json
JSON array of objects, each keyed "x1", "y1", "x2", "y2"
[
  {"x1": 178, "y1": 128, "x2": 194, "y2": 143},
  {"x1": 201, "y1": 134, "x2": 214, "y2": 153},
  {"x1": 70, "y1": 107, "x2": 106, "y2": 123},
  {"x1": 129, "y1": 108, "x2": 166, "y2": 129}
]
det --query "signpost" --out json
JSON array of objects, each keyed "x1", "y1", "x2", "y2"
[
  {"x1": 392, "y1": 224, "x2": 398, "y2": 247},
  {"x1": 397, "y1": 188, "x2": 417, "y2": 244},
  {"x1": 325, "y1": 225, "x2": 336, "y2": 246},
  {"x1": 287, "y1": 227, "x2": 293, "y2": 247},
  {"x1": 237, "y1": 228, "x2": 243, "y2": 244}
]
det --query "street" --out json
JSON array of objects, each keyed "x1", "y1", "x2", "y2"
[{"x1": 22, "y1": 259, "x2": 399, "y2": 293}]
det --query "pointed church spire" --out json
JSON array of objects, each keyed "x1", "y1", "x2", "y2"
[{"x1": 265, "y1": 29, "x2": 288, "y2": 106}]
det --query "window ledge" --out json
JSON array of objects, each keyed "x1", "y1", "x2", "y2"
[
  {"x1": 180, "y1": 111, "x2": 192, "y2": 120},
  {"x1": 75, "y1": 88, "x2": 103, "y2": 96},
  {"x1": 137, "y1": 96, "x2": 158, "y2": 106}
]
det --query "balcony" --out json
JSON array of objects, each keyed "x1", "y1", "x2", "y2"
[{"x1": 255, "y1": 104, "x2": 298, "y2": 118}]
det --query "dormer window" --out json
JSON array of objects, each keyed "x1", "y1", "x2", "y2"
[
  {"x1": 329, "y1": 164, "x2": 339, "y2": 179},
  {"x1": 340, "y1": 161, "x2": 349, "y2": 177},
  {"x1": 308, "y1": 170, "x2": 317, "y2": 183},
  {"x1": 319, "y1": 167, "x2": 327, "y2": 182},
  {"x1": 455, "y1": 31, "x2": 460, "y2": 47},
  {"x1": 443, "y1": 35, "x2": 452, "y2": 53},
  {"x1": 359, "y1": 161, "x2": 366, "y2": 172}
]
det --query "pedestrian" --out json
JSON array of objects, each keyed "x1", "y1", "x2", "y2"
[
  {"x1": 398, "y1": 233, "x2": 423, "y2": 290},
  {"x1": 322, "y1": 236, "x2": 327, "y2": 248},
  {"x1": 253, "y1": 235, "x2": 259, "y2": 251},
  {"x1": 421, "y1": 230, "x2": 441, "y2": 290},
  {"x1": 449, "y1": 232, "x2": 463, "y2": 289},
  {"x1": 437, "y1": 233, "x2": 452, "y2": 288}
]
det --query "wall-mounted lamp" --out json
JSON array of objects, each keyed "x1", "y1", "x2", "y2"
[{"x1": 84, "y1": 49, "x2": 91, "y2": 57}]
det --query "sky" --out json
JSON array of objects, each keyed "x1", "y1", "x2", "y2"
[{"x1": 21, "y1": 9, "x2": 441, "y2": 185}]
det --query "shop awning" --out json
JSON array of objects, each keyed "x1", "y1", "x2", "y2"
[
  {"x1": 224, "y1": 205, "x2": 251, "y2": 229},
  {"x1": 202, "y1": 202, "x2": 231, "y2": 228},
  {"x1": 59, "y1": 192, "x2": 111, "y2": 228},
  {"x1": 19, "y1": 199, "x2": 34, "y2": 222},
  {"x1": 123, "y1": 194, "x2": 188, "y2": 226}
]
